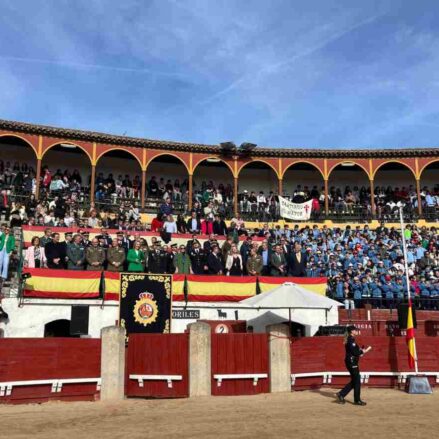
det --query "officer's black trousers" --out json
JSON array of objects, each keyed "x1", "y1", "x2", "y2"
[{"x1": 339, "y1": 364, "x2": 361, "y2": 402}]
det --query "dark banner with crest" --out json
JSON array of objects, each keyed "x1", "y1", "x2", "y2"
[{"x1": 119, "y1": 274, "x2": 172, "y2": 339}]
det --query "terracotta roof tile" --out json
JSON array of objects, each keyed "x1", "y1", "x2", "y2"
[{"x1": 1, "y1": 118, "x2": 438, "y2": 159}]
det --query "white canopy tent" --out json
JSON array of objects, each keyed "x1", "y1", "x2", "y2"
[{"x1": 241, "y1": 282, "x2": 341, "y2": 335}]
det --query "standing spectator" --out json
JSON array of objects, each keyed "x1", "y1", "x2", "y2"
[
  {"x1": 66, "y1": 234, "x2": 86, "y2": 270},
  {"x1": 190, "y1": 241, "x2": 207, "y2": 274},
  {"x1": 24, "y1": 236, "x2": 47, "y2": 268},
  {"x1": 85, "y1": 238, "x2": 106, "y2": 271},
  {"x1": 0, "y1": 189, "x2": 10, "y2": 221},
  {"x1": 174, "y1": 245, "x2": 192, "y2": 274},
  {"x1": 148, "y1": 242, "x2": 168, "y2": 273},
  {"x1": 0, "y1": 226, "x2": 15, "y2": 280},
  {"x1": 207, "y1": 245, "x2": 224, "y2": 274},
  {"x1": 240, "y1": 237, "x2": 253, "y2": 273},
  {"x1": 270, "y1": 244, "x2": 287, "y2": 276},
  {"x1": 107, "y1": 239, "x2": 126, "y2": 272},
  {"x1": 127, "y1": 240, "x2": 146, "y2": 272},
  {"x1": 40, "y1": 228, "x2": 53, "y2": 247},
  {"x1": 289, "y1": 243, "x2": 307, "y2": 277},
  {"x1": 44, "y1": 233, "x2": 66, "y2": 269},
  {"x1": 258, "y1": 241, "x2": 271, "y2": 275},
  {"x1": 225, "y1": 244, "x2": 243, "y2": 276},
  {"x1": 246, "y1": 248, "x2": 263, "y2": 276}
]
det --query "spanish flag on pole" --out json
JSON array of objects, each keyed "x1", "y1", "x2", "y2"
[{"x1": 406, "y1": 299, "x2": 416, "y2": 369}]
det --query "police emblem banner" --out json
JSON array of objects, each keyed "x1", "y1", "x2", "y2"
[
  {"x1": 119, "y1": 274, "x2": 172, "y2": 338},
  {"x1": 278, "y1": 196, "x2": 313, "y2": 220}
]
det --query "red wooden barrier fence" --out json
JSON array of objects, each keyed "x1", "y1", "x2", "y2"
[
  {"x1": 291, "y1": 336, "x2": 439, "y2": 389},
  {"x1": 126, "y1": 333, "x2": 189, "y2": 398},
  {"x1": 0, "y1": 338, "x2": 101, "y2": 404},
  {"x1": 337, "y1": 320, "x2": 439, "y2": 337},
  {"x1": 339, "y1": 309, "x2": 439, "y2": 322},
  {"x1": 211, "y1": 333, "x2": 269, "y2": 396}
]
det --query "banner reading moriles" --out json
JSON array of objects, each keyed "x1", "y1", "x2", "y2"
[{"x1": 279, "y1": 197, "x2": 313, "y2": 220}]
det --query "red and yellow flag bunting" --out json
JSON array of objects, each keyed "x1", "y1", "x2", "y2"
[
  {"x1": 406, "y1": 299, "x2": 416, "y2": 369},
  {"x1": 23, "y1": 268, "x2": 101, "y2": 299}
]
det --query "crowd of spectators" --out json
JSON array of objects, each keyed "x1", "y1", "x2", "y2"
[
  {"x1": 16, "y1": 221, "x2": 439, "y2": 310},
  {"x1": 1, "y1": 160, "x2": 439, "y2": 310},
  {"x1": 2, "y1": 160, "x2": 439, "y2": 222}
]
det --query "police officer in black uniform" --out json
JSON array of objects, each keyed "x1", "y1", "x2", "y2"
[
  {"x1": 148, "y1": 243, "x2": 168, "y2": 274},
  {"x1": 336, "y1": 325, "x2": 372, "y2": 406}
]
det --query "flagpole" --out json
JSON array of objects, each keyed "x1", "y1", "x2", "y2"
[{"x1": 399, "y1": 205, "x2": 419, "y2": 374}]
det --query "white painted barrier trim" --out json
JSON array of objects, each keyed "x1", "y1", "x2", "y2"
[
  {"x1": 129, "y1": 374, "x2": 183, "y2": 389},
  {"x1": 291, "y1": 371, "x2": 439, "y2": 386},
  {"x1": 213, "y1": 373, "x2": 268, "y2": 387},
  {"x1": 0, "y1": 378, "x2": 101, "y2": 397}
]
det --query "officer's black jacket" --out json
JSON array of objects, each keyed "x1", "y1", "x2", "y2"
[{"x1": 345, "y1": 335, "x2": 363, "y2": 367}]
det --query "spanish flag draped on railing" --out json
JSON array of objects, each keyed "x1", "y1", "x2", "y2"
[
  {"x1": 406, "y1": 298, "x2": 416, "y2": 369},
  {"x1": 171, "y1": 275, "x2": 327, "y2": 302},
  {"x1": 23, "y1": 268, "x2": 101, "y2": 299},
  {"x1": 21, "y1": 269, "x2": 327, "y2": 302}
]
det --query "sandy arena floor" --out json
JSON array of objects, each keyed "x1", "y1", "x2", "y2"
[{"x1": 2, "y1": 389, "x2": 437, "y2": 439}]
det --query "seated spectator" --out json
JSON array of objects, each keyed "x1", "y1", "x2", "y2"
[
  {"x1": 87, "y1": 209, "x2": 100, "y2": 228},
  {"x1": 187, "y1": 211, "x2": 201, "y2": 234},
  {"x1": 150, "y1": 213, "x2": 164, "y2": 232},
  {"x1": 160, "y1": 198, "x2": 173, "y2": 217}
]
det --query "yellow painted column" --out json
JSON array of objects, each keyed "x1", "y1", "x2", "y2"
[
  {"x1": 35, "y1": 158, "x2": 42, "y2": 198},
  {"x1": 370, "y1": 179, "x2": 375, "y2": 218},
  {"x1": 141, "y1": 169, "x2": 146, "y2": 209},
  {"x1": 90, "y1": 165, "x2": 96, "y2": 203},
  {"x1": 188, "y1": 174, "x2": 193, "y2": 210},
  {"x1": 234, "y1": 177, "x2": 238, "y2": 216},
  {"x1": 324, "y1": 179, "x2": 329, "y2": 217},
  {"x1": 416, "y1": 179, "x2": 422, "y2": 217}
]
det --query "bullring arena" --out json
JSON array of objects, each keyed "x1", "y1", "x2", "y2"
[{"x1": 0, "y1": 120, "x2": 439, "y2": 438}]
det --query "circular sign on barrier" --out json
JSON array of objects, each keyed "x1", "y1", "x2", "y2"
[{"x1": 215, "y1": 323, "x2": 229, "y2": 334}]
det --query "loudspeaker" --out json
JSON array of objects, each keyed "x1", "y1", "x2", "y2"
[
  {"x1": 398, "y1": 303, "x2": 417, "y2": 330},
  {"x1": 70, "y1": 305, "x2": 89, "y2": 336}
]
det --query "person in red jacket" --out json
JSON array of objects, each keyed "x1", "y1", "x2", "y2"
[
  {"x1": 201, "y1": 217, "x2": 214, "y2": 235},
  {"x1": 150, "y1": 213, "x2": 164, "y2": 232}
]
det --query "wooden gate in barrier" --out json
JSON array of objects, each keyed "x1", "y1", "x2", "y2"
[
  {"x1": 211, "y1": 333, "x2": 269, "y2": 396},
  {"x1": 126, "y1": 333, "x2": 189, "y2": 398}
]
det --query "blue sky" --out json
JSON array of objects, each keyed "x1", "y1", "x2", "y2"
[{"x1": 1, "y1": 0, "x2": 439, "y2": 149}]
